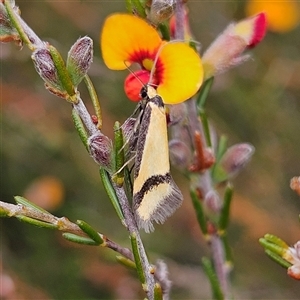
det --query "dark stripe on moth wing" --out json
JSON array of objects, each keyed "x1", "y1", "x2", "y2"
[
  {"x1": 135, "y1": 177, "x2": 183, "y2": 233},
  {"x1": 149, "y1": 95, "x2": 164, "y2": 108},
  {"x1": 133, "y1": 104, "x2": 151, "y2": 179},
  {"x1": 133, "y1": 172, "x2": 173, "y2": 207}
]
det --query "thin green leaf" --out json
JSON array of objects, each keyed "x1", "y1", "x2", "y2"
[
  {"x1": 124, "y1": 166, "x2": 133, "y2": 202},
  {"x1": 199, "y1": 110, "x2": 212, "y2": 147},
  {"x1": 211, "y1": 135, "x2": 228, "y2": 182},
  {"x1": 190, "y1": 190, "x2": 207, "y2": 235},
  {"x1": 16, "y1": 215, "x2": 58, "y2": 229},
  {"x1": 216, "y1": 135, "x2": 228, "y2": 162},
  {"x1": 4, "y1": 0, "x2": 33, "y2": 49},
  {"x1": 48, "y1": 45, "x2": 76, "y2": 100},
  {"x1": 130, "y1": 232, "x2": 146, "y2": 284},
  {"x1": 154, "y1": 283, "x2": 163, "y2": 300},
  {"x1": 14, "y1": 196, "x2": 50, "y2": 214},
  {"x1": 259, "y1": 237, "x2": 286, "y2": 256},
  {"x1": 158, "y1": 23, "x2": 170, "y2": 41},
  {"x1": 72, "y1": 108, "x2": 89, "y2": 151},
  {"x1": 221, "y1": 234, "x2": 233, "y2": 265},
  {"x1": 62, "y1": 233, "x2": 99, "y2": 246},
  {"x1": 84, "y1": 75, "x2": 102, "y2": 130},
  {"x1": 116, "y1": 255, "x2": 136, "y2": 269},
  {"x1": 264, "y1": 249, "x2": 292, "y2": 269},
  {"x1": 202, "y1": 257, "x2": 224, "y2": 300},
  {"x1": 99, "y1": 168, "x2": 125, "y2": 222},
  {"x1": 218, "y1": 184, "x2": 234, "y2": 232},
  {"x1": 125, "y1": 0, "x2": 133, "y2": 12},
  {"x1": 131, "y1": 0, "x2": 147, "y2": 18},
  {"x1": 112, "y1": 122, "x2": 125, "y2": 187},
  {"x1": 196, "y1": 77, "x2": 214, "y2": 109},
  {"x1": 263, "y1": 234, "x2": 289, "y2": 249},
  {"x1": 76, "y1": 219, "x2": 103, "y2": 245}
]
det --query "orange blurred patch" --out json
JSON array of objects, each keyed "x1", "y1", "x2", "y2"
[
  {"x1": 24, "y1": 176, "x2": 64, "y2": 211},
  {"x1": 246, "y1": 1, "x2": 300, "y2": 33}
]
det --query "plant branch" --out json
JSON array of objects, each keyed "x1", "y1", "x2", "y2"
[
  {"x1": 0, "y1": 200, "x2": 134, "y2": 260},
  {"x1": 73, "y1": 93, "x2": 98, "y2": 136},
  {"x1": 113, "y1": 183, "x2": 156, "y2": 299}
]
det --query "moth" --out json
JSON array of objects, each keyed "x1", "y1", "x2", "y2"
[{"x1": 131, "y1": 85, "x2": 183, "y2": 233}]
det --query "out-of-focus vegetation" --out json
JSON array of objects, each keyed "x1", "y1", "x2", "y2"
[{"x1": 1, "y1": 1, "x2": 300, "y2": 299}]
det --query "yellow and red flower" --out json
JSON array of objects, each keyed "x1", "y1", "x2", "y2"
[{"x1": 100, "y1": 13, "x2": 203, "y2": 104}]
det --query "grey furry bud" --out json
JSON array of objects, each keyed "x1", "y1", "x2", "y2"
[
  {"x1": 32, "y1": 48, "x2": 62, "y2": 91},
  {"x1": 169, "y1": 139, "x2": 192, "y2": 169},
  {"x1": 88, "y1": 133, "x2": 113, "y2": 170},
  {"x1": 214, "y1": 143, "x2": 255, "y2": 182},
  {"x1": 67, "y1": 36, "x2": 93, "y2": 86}
]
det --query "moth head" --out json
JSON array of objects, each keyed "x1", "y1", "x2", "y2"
[{"x1": 140, "y1": 85, "x2": 158, "y2": 100}]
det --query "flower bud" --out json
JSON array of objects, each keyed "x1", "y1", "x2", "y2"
[
  {"x1": 285, "y1": 242, "x2": 300, "y2": 280},
  {"x1": 67, "y1": 36, "x2": 93, "y2": 86},
  {"x1": 202, "y1": 13, "x2": 267, "y2": 79},
  {"x1": 288, "y1": 265, "x2": 300, "y2": 280},
  {"x1": 148, "y1": 0, "x2": 176, "y2": 25},
  {"x1": 169, "y1": 139, "x2": 192, "y2": 169},
  {"x1": 214, "y1": 143, "x2": 255, "y2": 182},
  {"x1": 88, "y1": 133, "x2": 113, "y2": 170},
  {"x1": 203, "y1": 190, "x2": 222, "y2": 214},
  {"x1": 290, "y1": 176, "x2": 300, "y2": 196},
  {"x1": 121, "y1": 117, "x2": 137, "y2": 155},
  {"x1": 32, "y1": 48, "x2": 64, "y2": 92}
]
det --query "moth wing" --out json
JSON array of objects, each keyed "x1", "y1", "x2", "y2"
[{"x1": 133, "y1": 98, "x2": 183, "y2": 233}]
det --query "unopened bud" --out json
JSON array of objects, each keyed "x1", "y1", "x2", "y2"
[
  {"x1": 88, "y1": 133, "x2": 113, "y2": 170},
  {"x1": 67, "y1": 36, "x2": 93, "y2": 86},
  {"x1": 121, "y1": 117, "x2": 138, "y2": 155},
  {"x1": 214, "y1": 143, "x2": 255, "y2": 182},
  {"x1": 204, "y1": 190, "x2": 221, "y2": 214},
  {"x1": 169, "y1": 139, "x2": 192, "y2": 169},
  {"x1": 32, "y1": 48, "x2": 64, "y2": 93},
  {"x1": 148, "y1": 0, "x2": 176, "y2": 25},
  {"x1": 202, "y1": 13, "x2": 267, "y2": 79},
  {"x1": 168, "y1": 103, "x2": 185, "y2": 125},
  {"x1": 286, "y1": 241, "x2": 300, "y2": 280},
  {"x1": 288, "y1": 265, "x2": 300, "y2": 280},
  {"x1": 290, "y1": 177, "x2": 300, "y2": 196}
]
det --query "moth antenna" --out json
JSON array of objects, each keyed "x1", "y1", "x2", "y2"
[
  {"x1": 123, "y1": 61, "x2": 147, "y2": 89},
  {"x1": 112, "y1": 154, "x2": 136, "y2": 177}
]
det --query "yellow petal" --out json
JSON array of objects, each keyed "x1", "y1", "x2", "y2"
[
  {"x1": 156, "y1": 43, "x2": 203, "y2": 104},
  {"x1": 101, "y1": 13, "x2": 162, "y2": 70}
]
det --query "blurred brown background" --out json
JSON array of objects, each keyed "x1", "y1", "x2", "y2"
[{"x1": 1, "y1": 1, "x2": 300, "y2": 299}]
